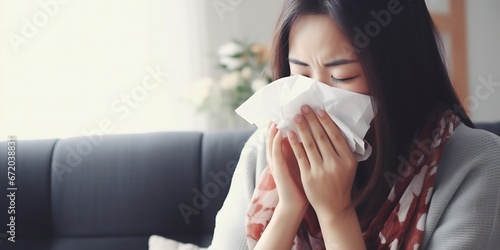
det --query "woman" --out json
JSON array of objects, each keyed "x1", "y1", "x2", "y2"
[{"x1": 210, "y1": 0, "x2": 500, "y2": 249}]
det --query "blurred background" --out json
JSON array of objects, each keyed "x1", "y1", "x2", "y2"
[{"x1": 0, "y1": 0, "x2": 499, "y2": 140}]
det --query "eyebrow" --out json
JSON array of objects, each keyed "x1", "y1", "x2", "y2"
[{"x1": 288, "y1": 58, "x2": 357, "y2": 67}]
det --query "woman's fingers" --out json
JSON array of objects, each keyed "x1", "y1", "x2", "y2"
[
  {"x1": 272, "y1": 129, "x2": 284, "y2": 167},
  {"x1": 268, "y1": 124, "x2": 287, "y2": 177},
  {"x1": 287, "y1": 130, "x2": 310, "y2": 171},
  {"x1": 266, "y1": 122, "x2": 277, "y2": 165},
  {"x1": 293, "y1": 115, "x2": 323, "y2": 167},
  {"x1": 316, "y1": 109, "x2": 355, "y2": 162},
  {"x1": 299, "y1": 105, "x2": 338, "y2": 159},
  {"x1": 268, "y1": 106, "x2": 356, "y2": 175}
]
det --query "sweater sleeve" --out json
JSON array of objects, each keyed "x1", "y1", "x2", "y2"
[
  {"x1": 209, "y1": 128, "x2": 268, "y2": 250},
  {"x1": 423, "y1": 124, "x2": 500, "y2": 249}
]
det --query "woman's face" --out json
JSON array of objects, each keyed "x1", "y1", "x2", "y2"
[{"x1": 288, "y1": 14, "x2": 369, "y2": 95}]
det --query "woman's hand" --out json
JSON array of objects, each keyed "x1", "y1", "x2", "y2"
[
  {"x1": 266, "y1": 122, "x2": 308, "y2": 212},
  {"x1": 287, "y1": 105, "x2": 366, "y2": 249},
  {"x1": 287, "y1": 105, "x2": 358, "y2": 218},
  {"x1": 253, "y1": 123, "x2": 309, "y2": 250},
  {"x1": 259, "y1": 109, "x2": 366, "y2": 250}
]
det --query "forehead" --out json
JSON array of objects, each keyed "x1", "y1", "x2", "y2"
[{"x1": 288, "y1": 14, "x2": 354, "y2": 59}]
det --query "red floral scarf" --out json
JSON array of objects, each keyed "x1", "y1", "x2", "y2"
[{"x1": 246, "y1": 108, "x2": 461, "y2": 249}]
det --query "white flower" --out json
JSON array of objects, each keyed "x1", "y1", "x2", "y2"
[
  {"x1": 220, "y1": 71, "x2": 240, "y2": 90},
  {"x1": 241, "y1": 66, "x2": 252, "y2": 80},
  {"x1": 218, "y1": 42, "x2": 246, "y2": 70},
  {"x1": 251, "y1": 78, "x2": 268, "y2": 92},
  {"x1": 217, "y1": 42, "x2": 245, "y2": 57},
  {"x1": 191, "y1": 77, "x2": 214, "y2": 106},
  {"x1": 219, "y1": 56, "x2": 245, "y2": 70}
]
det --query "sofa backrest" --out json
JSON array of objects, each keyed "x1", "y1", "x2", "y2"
[
  {"x1": 0, "y1": 129, "x2": 255, "y2": 247},
  {"x1": 0, "y1": 139, "x2": 56, "y2": 240},
  {"x1": 50, "y1": 132, "x2": 206, "y2": 240},
  {"x1": 475, "y1": 121, "x2": 500, "y2": 137}
]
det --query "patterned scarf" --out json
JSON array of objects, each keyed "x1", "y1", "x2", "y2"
[{"x1": 245, "y1": 108, "x2": 461, "y2": 249}]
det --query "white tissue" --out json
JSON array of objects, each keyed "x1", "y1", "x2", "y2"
[{"x1": 235, "y1": 75, "x2": 376, "y2": 162}]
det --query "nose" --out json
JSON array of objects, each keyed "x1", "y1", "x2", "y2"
[{"x1": 310, "y1": 71, "x2": 331, "y2": 86}]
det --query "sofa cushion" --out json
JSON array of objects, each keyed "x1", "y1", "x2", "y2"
[{"x1": 50, "y1": 132, "x2": 204, "y2": 240}]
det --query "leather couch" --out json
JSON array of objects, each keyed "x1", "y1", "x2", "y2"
[{"x1": 0, "y1": 122, "x2": 498, "y2": 250}]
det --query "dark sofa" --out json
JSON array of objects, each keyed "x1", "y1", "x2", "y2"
[
  {"x1": 0, "y1": 122, "x2": 498, "y2": 250},
  {"x1": 0, "y1": 129, "x2": 254, "y2": 250}
]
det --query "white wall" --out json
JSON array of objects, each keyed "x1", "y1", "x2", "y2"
[
  {"x1": 0, "y1": 0, "x2": 209, "y2": 139},
  {"x1": 466, "y1": 0, "x2": 500, "y2": 122},
  {"x1": 427, "y1": 0, "x2": 500, "y2": 122}
]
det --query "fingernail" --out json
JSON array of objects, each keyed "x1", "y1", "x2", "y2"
[
  {"x1": 287, "y1": 131, "x2": 296, "y2": 139},
  {"x1": 269, "y1": 123, "x2": 277, "y2": 132},
  {"x1": 318, "y1": 109, "x2": 327, "y2": 118},
  {"x1": 301, "y1": 105, "x2": 311, "y2": 114},
  {"x1": 294, "y1": 114, "x2": 303, "y2": 123}
]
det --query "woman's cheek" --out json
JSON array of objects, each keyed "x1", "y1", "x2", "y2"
[{"x1": 349, "y1": 79, "x2": 370, "y2": 95}]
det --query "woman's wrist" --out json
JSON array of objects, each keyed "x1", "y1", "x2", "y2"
[
  {"x1": 316, "y1": 206, "x2": 356, "y2": 225},
  {"x1": 316, "y1": 207, "x2": 366, "y2": 250},
  {"x1": 254, "y1": 202, "x2": 308, "y2": 250},
  {"x1": 275, "y1": 201, "x2": 308, "y2": 217},
  {"x1": 313, "y1": 197, "x2": 352, "y2": 222}
]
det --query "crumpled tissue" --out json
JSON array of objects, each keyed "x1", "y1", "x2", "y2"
[{"x1": 235, "y1": 75, "x2": 376, "y2": 161}]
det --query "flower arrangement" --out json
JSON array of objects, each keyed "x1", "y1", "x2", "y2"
[{"x1": 189, "y1": 40, "x2": 272, "y2": 126}]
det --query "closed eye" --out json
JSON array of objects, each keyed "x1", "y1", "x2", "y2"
[{"x1": 331, "y1": 75, "x2": 358, "y2": 83}]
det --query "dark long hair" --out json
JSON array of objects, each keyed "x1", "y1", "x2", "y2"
[{"x1": 269, "y1": 0, "x2": 473, "y2": 229}]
